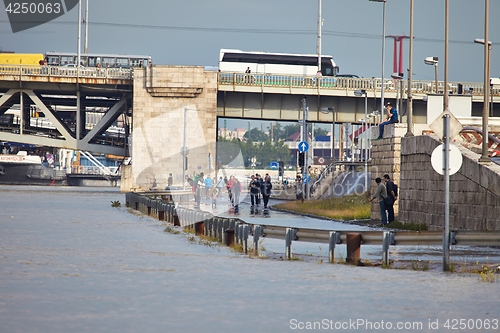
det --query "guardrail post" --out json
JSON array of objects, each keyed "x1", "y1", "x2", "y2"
[
  {"x1": 243, "y1": 225, "x2": 250, "y2": 254},
  {"x1": 382, "y1": 231, "x2": 391, "y2": 266},
  {"x1": 285, "y1": 228, "x2": 296, "y2": 260},
  {"x1": 450, "y1": 231, "x2": 457, "y2": 245},
  {"x1": 253, "y1": 225, "x2": 262, "y2": 255},
  {"x1": 329, "y1": 231, "x2": 341, "y2": 263}
]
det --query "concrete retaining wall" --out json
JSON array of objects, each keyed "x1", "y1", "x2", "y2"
[{"x1": 399, "y1": 135, "x2": 500, "y2": 230}]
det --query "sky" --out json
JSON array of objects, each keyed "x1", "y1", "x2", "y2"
[{"x1": 1, "y1": 0, "x2": 499, "y2": 84}]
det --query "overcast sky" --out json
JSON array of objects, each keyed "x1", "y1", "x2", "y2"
[{"x1": 1, "y1": 0, "x2": 498, "y2": 83}]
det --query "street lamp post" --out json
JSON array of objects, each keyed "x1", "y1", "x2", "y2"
[
  {"x1": 182, "y1": 107, "x2": 189, "y2": 190},
  {"x1": 355, "y1": 90, "x2": 368, "y2": 191},
  {"x1": 424, "y1": 57, "x2": 439, "y2": 94},
  {"x1": 406, "y1": 0, "x2": 414, "y2": 136},
  {"x1": 475, "y1": 35, "x2": 491, "y2": 163},
  {"x1": 370, "y1": 0, "x2": 387, "y2": 113},
  {"x1": 321, "y1": 107, "x2": 335, "y2": 196}
]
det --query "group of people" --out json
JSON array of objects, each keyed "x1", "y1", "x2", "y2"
[
  {"x1": 248, "y1": 173, "x2": 273, "y2": 209},
  {"x1": 369, "y1": 174, "x2": 398, "y2": 225},
  {"x1": 181, "y1": 172, "x2": 273, "y2": 211}
]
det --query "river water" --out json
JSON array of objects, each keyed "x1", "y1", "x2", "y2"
[{"x1": 0, "y1": 186, "x2": 499, "y2": 333}]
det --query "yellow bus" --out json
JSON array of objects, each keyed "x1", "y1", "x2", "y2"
[{"x1": 0, "y1": 53, "x2": 44, "y2": 65}]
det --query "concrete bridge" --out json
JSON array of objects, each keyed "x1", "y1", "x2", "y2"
[{"x1": 1, "y1": 65, "x2": 499, "y2": 229}]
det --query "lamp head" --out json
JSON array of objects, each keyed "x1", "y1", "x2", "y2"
[
  {"x1": 474, "y1": 38, "x2": 492, "y2": 46},
  {"x1": 424, "y1": 56, "x2": 438, "y2": 66},
  {"x1": 320, "y1": 107, "x2": 335, "y2": 114}
]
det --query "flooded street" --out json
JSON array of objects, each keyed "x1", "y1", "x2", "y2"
[{"x1": 0, "y1": 186, "x2": 498, "y2": 333}]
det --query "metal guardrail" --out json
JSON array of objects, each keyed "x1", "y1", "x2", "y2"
[
  {"x1": 0, "y1": 65, "x2": 133, "y2": 80},
  {"x1": 218, "y1": 72, "x2": 500, "y2": 97},
  {"x1": 126, "y1": 192, "x2": 500, "y2": 267}
]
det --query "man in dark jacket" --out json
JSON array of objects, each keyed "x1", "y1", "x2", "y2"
[{"x1": 384, "y1": 174, "x2": 396, "y2": 223}]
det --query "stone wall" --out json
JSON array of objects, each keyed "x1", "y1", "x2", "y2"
[
  {"x1": 121, "y1": 66, "x2": 218, "y2": 191},
  {"x1": 399, "y1": 135, "x2": 500, "y2": 230},
  {"x1": 369, "y1": 123, "x2": 405, "y2": 221}
]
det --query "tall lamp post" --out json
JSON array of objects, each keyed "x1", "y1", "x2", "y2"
[
  {"x1": 474, "y1": 36, "x2": 491, "y2": 162},
  {"x1": 424, "y1": 57, "x2": 439, "y2": 94},
  {"x1": 370, "y1": 0, "x2": 387, "y2": 113},
  {"x1": 321, "y1": 107, "x2": 335, "y2": 197},
  {"x1": 182, "y1": 108, "x2": 189, "y2": 190},
  {"x1": 354, "y1": 90, "x2": 368, "y2": 191}
]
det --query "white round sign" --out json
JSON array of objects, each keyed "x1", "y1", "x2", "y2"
[{"x1": 431, "y1": 144, "x2": 463, "y2": 176}]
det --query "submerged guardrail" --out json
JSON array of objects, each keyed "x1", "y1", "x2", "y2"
[{"x1": 126, "y1": 192, "x2": 500, "y2": 266}]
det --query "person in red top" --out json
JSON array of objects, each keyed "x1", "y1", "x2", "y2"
[{"x1": 227, "y1": 175, "x2": 235, "y2": 205}]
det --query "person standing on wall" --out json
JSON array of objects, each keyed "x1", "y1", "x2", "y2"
[
  {"x1": 369, "y1": 177, "x2": 388, "y2": 225},
  {"x1": 376, "y1": 102, "x2": 399, "y2": 140},
  {"x1": 383, "y1": 174, "x2": 397, "y2": 223}
]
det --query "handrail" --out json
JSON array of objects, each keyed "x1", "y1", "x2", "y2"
[
  {"x1": 218, "y1": 72, "x2": 500, "y2": 97},
  {"x1": 0, "y1": 64, "x2": 133, "y2": 80}
]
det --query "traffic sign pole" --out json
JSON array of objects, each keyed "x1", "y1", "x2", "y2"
[
  {"x1": 301, "y1": 98, "x2": 309, "y2": 200},
  {"x1": 443, "y1": 114, "x2": 450, "y2": 272}
]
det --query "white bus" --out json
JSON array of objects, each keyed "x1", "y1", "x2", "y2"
[{"x1": 219, "y1": 49, "x2": 339, "y2": 77}]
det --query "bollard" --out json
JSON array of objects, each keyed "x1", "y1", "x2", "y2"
[
  {"x1": 346, "y1": 233, "x2": 361, "y2": 265},
  {"x1": 225, "y1": 229, "x2": 235, "y2": 246},
  {"x1": 194, "y1": 221, "x2": 204, "y2": 235}
]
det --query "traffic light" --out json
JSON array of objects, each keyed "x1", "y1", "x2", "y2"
[
  {"x1": 183, "y1": 156, "x2": 188, "y2": 170},
  {"x1": 298, "y1": 152, "x2": 305, "y2": 167},
  {"x1": 278, "y1": 161, "x2": 284, "y2": 177}
]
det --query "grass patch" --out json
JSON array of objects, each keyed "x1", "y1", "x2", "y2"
[
  {"x1": 411, "y1": 260, "x2": 430, "y2": 271},
  {"x1": 164, "y1": 226, "x2": 180, "y2": 234},
  {"x1": 274, "y1": 193, "x2": 371, "y2": 221}
]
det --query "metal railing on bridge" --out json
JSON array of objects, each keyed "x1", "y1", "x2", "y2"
[
  {"x1": 218, "y1": 72, "x2": 499, "y2": 97},
  {"x1": 0, "y1": 64, "x2": 133, "y2": 80}
]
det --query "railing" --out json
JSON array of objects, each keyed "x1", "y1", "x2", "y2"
[
  {"x1": 218, "y1": 72, "x2": 500, "y2": 97},
  {"x1": 70, "y1": 165, "x2": 121, "y2": 176},
  {"x1": 0, "y1": 65, "x2": 133, "y2": 80},
  {"x1": 127, "y1": 191, "x2": 500, "y2": 267}
]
